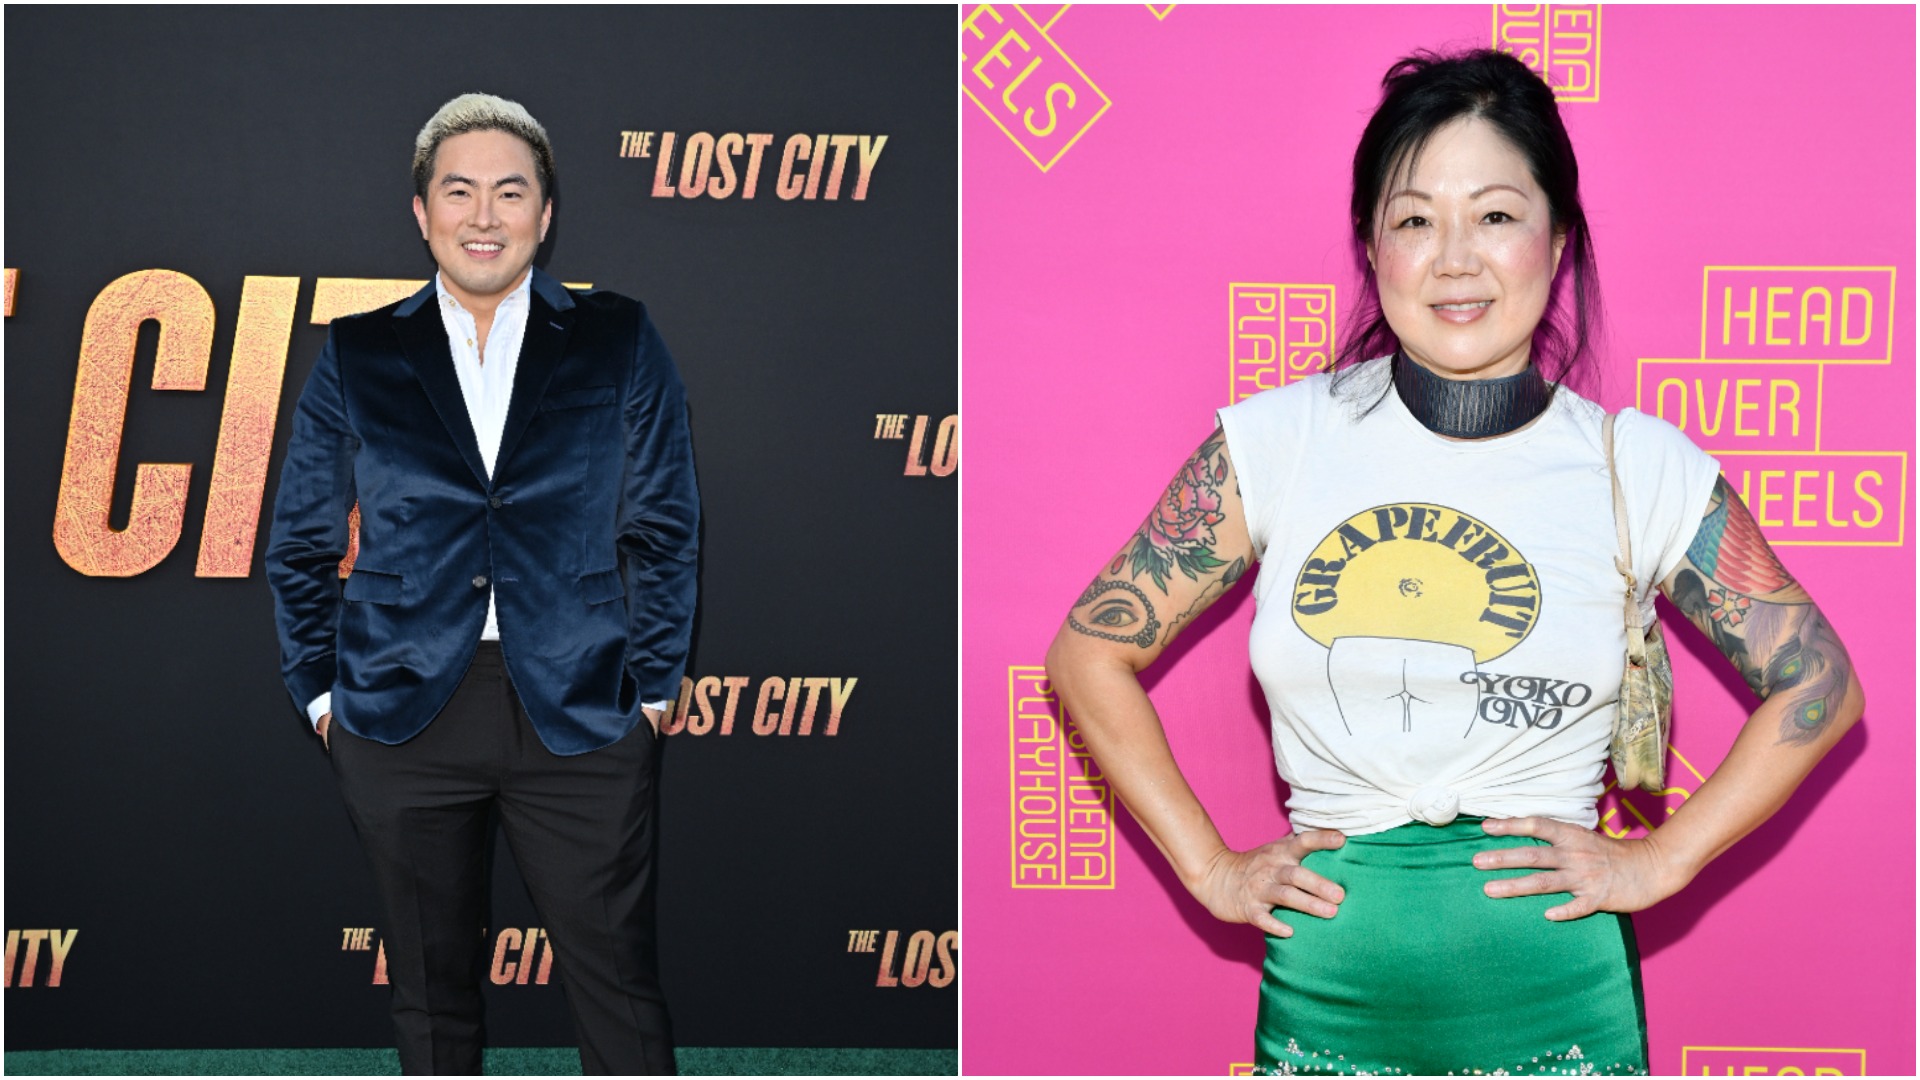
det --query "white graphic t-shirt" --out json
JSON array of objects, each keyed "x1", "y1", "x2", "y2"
[{"x1": 1215, "y1": 356, "x2": 1722, "y2": 836}]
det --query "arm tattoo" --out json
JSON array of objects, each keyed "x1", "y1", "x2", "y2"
[
  {"x1": 1069, "y1": 427, "x2": 1248, "y2": 650},
  {"x1": 1067, "y1": 577, "x2": 1161, "y2": 648},
  {"x1": 1123, "y1": 428, "x2": 1232, "y2": 593},
  {"x1": 1683, "y1": 478, "x2": 1797, "y2": 596},
  {"x1": 1670, "y1": 477, "x2": 1852, "y2": 745}
]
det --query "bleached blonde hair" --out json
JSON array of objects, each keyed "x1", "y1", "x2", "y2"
[{"x1": 412, "y1": 92, "x2": 556, "y2": 203}]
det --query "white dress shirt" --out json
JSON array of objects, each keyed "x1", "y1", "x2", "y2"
[{"x1": 309, "y1": 271, "x2": 669, "y2": 730}]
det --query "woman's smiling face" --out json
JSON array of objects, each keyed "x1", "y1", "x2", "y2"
[{"x1": 1366, "y1": 115, "x2": 1567, "y2": 381}]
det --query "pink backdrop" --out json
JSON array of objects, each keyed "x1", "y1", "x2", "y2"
[{"x1": 962, "y1": 6, "x2": 1914, "y2": 1075}]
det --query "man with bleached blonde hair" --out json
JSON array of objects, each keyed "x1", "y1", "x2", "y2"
[{"x1": 268, "y1": 91, "x2": 696, "y2": 1074}]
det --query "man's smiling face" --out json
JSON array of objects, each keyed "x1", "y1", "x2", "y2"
[{"x1": 412, "y1": 128, "x2": 552, "y2": 310}]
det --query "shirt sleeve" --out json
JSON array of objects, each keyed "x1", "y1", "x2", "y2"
[
  {"x1": 617, "y1": 303, "x2": 701, "y2": 704},
  {"x1": 307, "y1": 692, "x2": 331, "y2": 731},
  {"x1": 1216, "y1": 381, "x2": 1313, "y2": 563},
  {"x1": 265, "y1": 324, "x2": 353, "y2": 722},
  {"x1": 1614, "y1": 408, "x2": 1723, "y2": 613}
]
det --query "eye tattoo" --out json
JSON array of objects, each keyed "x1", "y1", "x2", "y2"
[{"x1": 1068, "y1": 578, "x2": 1161, "y2": 649}]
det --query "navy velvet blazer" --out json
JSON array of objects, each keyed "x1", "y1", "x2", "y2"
[{"x1": 266, "y1": 268, "x2": 699, "y2": 755}]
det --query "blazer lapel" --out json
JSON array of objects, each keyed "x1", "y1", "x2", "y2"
[
  {"x1": 494, "y1": 268, "x2": 576, "y2": 477},
  {"x1": 392, "y1": 282, "x2": 492, "y2": 489}
]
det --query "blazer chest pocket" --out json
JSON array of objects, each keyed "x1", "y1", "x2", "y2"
[
  {"x1": 577, "y1": 567, "x2": 624, "y2": 606},
  {"x1": 343, "y1": 568, "x2": 403, "y2": 605},
  {"x1": 540, "y1": 385, "x2": 617, "y2": 411}
]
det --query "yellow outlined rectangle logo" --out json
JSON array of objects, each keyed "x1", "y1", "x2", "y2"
[
  {"x1": 963, "y1": 5, "x2": 1113, "y2": 173},
  {"x1": 1597, "y1": 743, "x2": 1708, "y2": 840},
  {"x1": 1712, "y1": 451, "x2": 1906, "y2": 547},
  {"x1": 1026, "y1": 3, "x2": 1069, "y2": 31},
  {"x1": 1009, "y1": 666, "x2": 1118, "y2": 888},
  {"x1": 1678, "y1": 1046, "x2": 1866, "y2": 1074},
  {"x1": 1701, "y1": 267, "x2": 1897, "y2": 364},
  {"x1": 1229, "y1": 283, "x2": 1335, "y2": 402},
  {"x1": 1636, "y1": 359, "x2": 1823, "y2": 453},
  {"x1": 1494, "y1": 5, "x2": 1601, "y2": 102}
]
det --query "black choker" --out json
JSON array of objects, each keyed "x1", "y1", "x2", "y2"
[{"x1": 1393, "y1": 351, "x2": 1554, "y2": 438}]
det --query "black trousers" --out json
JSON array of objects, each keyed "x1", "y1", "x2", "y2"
[{"x1": 330, "y1": 641, "x2": 674, "y2": 1075}]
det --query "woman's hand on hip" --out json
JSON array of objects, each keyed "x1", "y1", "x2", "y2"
[
  {"x1": 1475, "y1": 816, "x2": 1688, "y2": 919},
  {"x1": 1193, "y1": 829, "x2": 1348, "y2": 937}
]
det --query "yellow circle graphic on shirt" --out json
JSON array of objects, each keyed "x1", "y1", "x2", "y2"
[{"x1": 1291, "y1": 503, "x2": 1541, "y2": 664}]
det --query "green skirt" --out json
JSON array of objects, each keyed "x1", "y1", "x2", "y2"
[{"x1": 1255, "y1": 817, "x2": 1648, "y2": 1076}]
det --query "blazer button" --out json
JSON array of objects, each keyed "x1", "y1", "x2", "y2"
[
  {"x1": 489, "y1": 496, "x2": 503, "y2": 509},
  {"x1": 472, "y1": 575, "x2": 488, "y2": 588}
]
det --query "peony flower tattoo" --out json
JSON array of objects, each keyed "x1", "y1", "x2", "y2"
[{"x1": 1126, "y1": 429, "x2": 1231, "y2": 592}]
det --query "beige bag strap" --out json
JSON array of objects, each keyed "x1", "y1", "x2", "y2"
[{"x1": 1604, "y1": 413, "x2": 1647, "y2": 664}]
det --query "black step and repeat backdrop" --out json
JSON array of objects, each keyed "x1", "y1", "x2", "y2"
[{"x1": 5, "y1": 6, "x2": 955, "y2": 1054}]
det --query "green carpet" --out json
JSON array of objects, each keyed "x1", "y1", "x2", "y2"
[{"x1": 3, "y1": 1047, "x2": 956, "y2": 1075}]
